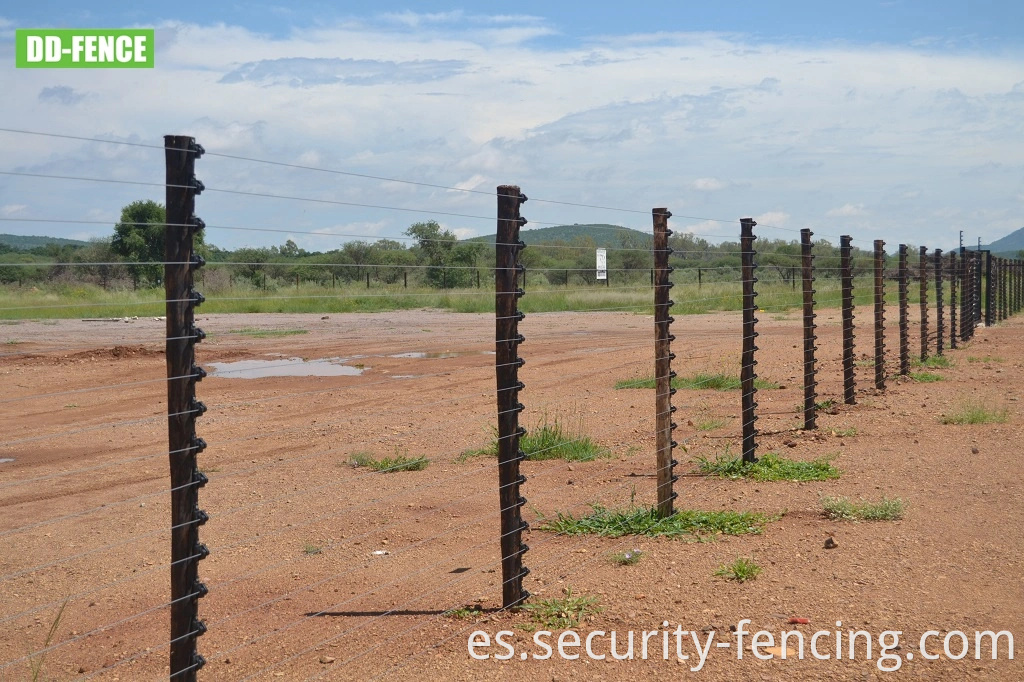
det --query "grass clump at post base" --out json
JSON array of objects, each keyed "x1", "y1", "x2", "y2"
[
  {"x1": 350, "y1": 451, "x2": 430, "y2": 472},
  {"x1": 914, "y1": 355, "x2": 953, "y2": 369},
  {"x1": 714, "y1": 557, "x2": 762, "y2": 583},
  {"x1": 939, "y1": 401, "x2": 1009, "y2": 425},
  {"x1": 910, "y1": 371, "x2": 943, "y2": 383},
  {"x1": 537, "y1": 504, "x2": 774, "y2": 540},
  {"x1": 460, "y1": 414, "x2": 609, "y2": 462},
  {"x1": 821, "y1": 496, "x2": 906, "y2": 521},
  {"x1": 615, "y1": 373, "x2": 780, "y2": 391},
  {"x1": 696, "y1": 451, "x2": 841, "y2": 482}
]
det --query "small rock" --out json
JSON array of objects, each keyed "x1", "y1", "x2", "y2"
[
  {"x1": 824, "y1": 537, "x2": 838, "y2": 550},
  {"x1": 321, "y1": 316, "x2": 329, "y2": 320},
  {"x1": 319, "y1": 656, "x2": 336, "y2": 664},
  {"x1": 971, "y1": 447, "x2": 980, "y2": 454}
]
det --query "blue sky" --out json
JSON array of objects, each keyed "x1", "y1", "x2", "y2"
[{"x1": 1, "y1": 2, "x2": 1022, "y2": 251}]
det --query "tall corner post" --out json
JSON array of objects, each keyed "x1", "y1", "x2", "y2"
[
  {"x1": 800, "y1": 228, "x2": 817, "y2": 429},
  {"x1": 652, "y1": 208, "x2": 677, "y2": 518},
  {"x1": 494, "y1": 184, "x2": 529, "y2": 608},
  {"x1": 897, "y1": 244, "x2": 909, "y2": 375},
  {"x1": 839, "y1": 235, "x2": 856, "y2": 404},
  {"x1": 740, "y1": 218, "x2": 759, "y2": 463},
  {"x1": 164, "y1": 135, "x2": 209, "y2": 681}
]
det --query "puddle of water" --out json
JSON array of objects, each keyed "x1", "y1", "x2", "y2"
[
  {"x1": 390, "y1": 351, "x2": 495, "y2": 359},
  {"x1": 208, "y1": 357, "x2": 366, "y2": 379},
  {"x1": 0, "y1": 458, "x2": 14, "y2": 464}
]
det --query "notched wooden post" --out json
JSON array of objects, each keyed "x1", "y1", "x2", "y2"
[
  {"x1": 652, "y1": 208, "x2": 677, "y2": 518},
  {"x1": 165, "y1": 135, "x2": 208, "y2": 681},
  {"x1": 494, "y1": 184, "x2": 529, "y2": 608}
]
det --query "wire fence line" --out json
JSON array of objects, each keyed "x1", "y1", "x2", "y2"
[{"x1": 1, "y1": 131, "x2": 1022, "y2": 680}]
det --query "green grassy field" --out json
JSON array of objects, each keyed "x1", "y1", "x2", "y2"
[{"x1": 0, "y1": 276, "x2": 938, "y2": 320}]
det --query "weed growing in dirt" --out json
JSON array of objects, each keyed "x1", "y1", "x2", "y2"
[
  {"x1": 227, "y1": 327, "x2": 309, "y2": 338},
  {"x1": 911, "y1": 371, "x2": 943, "y2": 383},
  {"x1": 615, "y1": 373, "x2": 779, "y2": 391},
  {"x1": 821, "y1": 496, "x2": 905, "y2": 521},
  {"x1": 460, "y1": 413, "x2": 608, "y2": 462},
  {"x1": 816, "y1": 398, "x2": 837, "y2": 410},
  {"x1": 350, "y1": 451, "x2": 430, "y2": 472},
  {"x1": 537, "y1": 504, "x2": 775, "y2": 539},
  {"x1": 443, "y1": 605, "x2": 483, "y2": 619},
  {"x1": 303, "y1": 543, "x2": 323, "y2": 556},
  {"x1": 694, "y1": 418, "x2": 727, "y2": 431},
  {"x1": 27, "y1": 598, "x2": 68, "y2": 681},
  {"x1": 939, "y1": 401, "x2": 1009, "y2": 425},
  {"x1": 832, "y1": 427, "x2": 857, "y2": 437},
  {"x1": 914, "y1": 355, "x2": 953, "y2": 369},
  {"x1": 522, "y1": 589, "x2": 601, "y2": 629},
  {"x1": 967, "y1": 355, "x2": 1004, "y2": 363},
  {"x1": 714, "y1": 557, "x2": 762, "y2": 583},
  {"x1": 696, "y1": 451, "x2": 841, "y2": 482},
  {"x1": 611, "y1": 548, "x2": 644, "y2": 566}
]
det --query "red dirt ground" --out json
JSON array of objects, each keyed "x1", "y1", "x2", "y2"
[{"x1": 0, "y1": 308, "x2": 1021, "y2": 681}]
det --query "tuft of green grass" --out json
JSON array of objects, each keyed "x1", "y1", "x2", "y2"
[
  {"x1": 910, "y1": 371, "x2": 943, "y2": 383},
  {"x1": 696, "y1": 451, "x2": 840, "y2": 482},
  {"x1": 914, "y1": 355, "x2": 953, "y2": 369},
  {"x1": 303, "y1": 543, "x2": 323, "y2": 556},
  {"x1": 460, "y1": 413, "x2": 608, "y2": 462},
  {"x1": 522, "y1": 589, "x2": 601, "y2": 629},
  {"x1": 444, "y1": 604, "x2": 484, "y2": 619},
  {"x1": 967, "y1": 355, "x2": 1004, "y2": 363},
  {"x1": 537, "y1": 504, "x2": 775, "y2": 539},
  {"x1": 227, "y1": 327, "x2": 309, "y2": 338},
  {"x1": 350, "y1": 451, "x2": 430, "y2": 472},
  {"x1": 615, "y1": 373, "x2": 779, "y2": 391},
  {"x1": 694, "y1": 418, "x2": 727, "y2": 431},
  {"x1": 714, "y1": 557, "x2": 762, "y2": 583},
  {"x1": 940, "y1": 400, "x2": 1009, "y2": 425},
  {"x1": 832, "y1": 427, "x2": 857, "y2": 437},
  {"x1": 611, "y1": 548, "x2": 644, "y2": 565},
  {"x1": 816, "y1": 398, "x2": 837, "y2": 410},
  {"x1": 821, "y1": 496, "x2": 905, "y2": 521}
]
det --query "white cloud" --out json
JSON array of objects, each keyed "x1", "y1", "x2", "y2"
[
  {"x1": 826, "y1": 203, "x2": 867, "y2": 217},
  {"x1": 692, "y1": 177, "x2": 727, "y2": 192},
  {"x1": 2, "y1": 20, "x2": 1022, "y2": 251},
  {"x1": 755, "y1": 212, "x2": 789, "y2": 227},
  {"x1": 1, "y1": 204, "x2": 28, "y2": 216}
]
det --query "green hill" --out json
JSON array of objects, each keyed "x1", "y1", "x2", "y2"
[
  {"x1": 471, "y1": 223, "x2": 651, "y2": 248},
  {"x1": 0, "y1": 233, "x2": 90, "y2": 250},
  {"x1": 975, "y1": 227, "x2": 1024, "y2": 257}
]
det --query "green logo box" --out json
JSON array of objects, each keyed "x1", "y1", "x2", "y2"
[{"x1": 16, "y1": 29, "x2": 155, "y2": 68}]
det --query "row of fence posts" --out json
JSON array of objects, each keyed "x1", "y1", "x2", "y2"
[{"x1": 156, "y1": 152, "x2": 1024, "y2": 677}]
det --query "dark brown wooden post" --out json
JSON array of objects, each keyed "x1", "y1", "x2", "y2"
[
  {"x1": 800, "y1": 228, "x2": 817, "y2": 429},
  {"x1": 984, "y1": 251, "x2": 994, "y2": 326},
  {"x1": 164, "y1": 135, "x2": 208, "y2": 681},
  {"x1": 1001, "y1": 258, "x2": 1008, "y2": 321},
  {"x1": 934, "y1": 249, "x2": 944, "y2": 356},
  {"x1": 919, "y1": 246, "x2": 929, "y2": 360},
  {"x1": 873, "y1": 240, "x2": 886, "y2": 390},
  {"x1": 740, "y1": 218, "x2": 759, "y2": 463},
  {"x1": 653, "y1": 208, "x2": 677, "y2": 518},
  {"x1": 494, "y1": 184, "x2": 529, "y2": 608},
  {"x1": 898, "y1": 244, "x2": 910, "y2": 375},
  {"x1": 949, "y1": 251, "x2": 958, "y2": 350},
  {"x1": 840, "y1": 235, "x2": 856, "y2": 404},
  {"x1": 959, "y1": 250, "x2": 969, "y2": 340}
]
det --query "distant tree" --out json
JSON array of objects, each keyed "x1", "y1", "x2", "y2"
[
  {"x1": 404, "y1": 220, "x2": 482, "y2": 287},
  {"x1": 110, "y1": 199, "x2": 206, "y2": 286}
]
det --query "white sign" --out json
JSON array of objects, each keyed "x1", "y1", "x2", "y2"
[{"x1": 596, "y1": 248, "x2": 607, "y2": 280}]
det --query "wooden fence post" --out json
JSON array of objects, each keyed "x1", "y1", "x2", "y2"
[
  {"x1": 840, "y1": 235, "x2": 856, "y2": 404},
  {"x1": 164, "y1": 135, "x2": 208, "y2": 681},
  {"x1": 898, "y1": 244, "x2": 909, "y2": 375},
  {"x1": 873, "y1": 240, "x2": 886, "y2": 390},
  {"x1": 494, "y1": 184, "x2": 529, "y2": 608},
  {"x1": 653, "y1": 208, "x2": 677, "y2": 518},
  {"x1": 800, "y1": 228, "x2": 817, "y2": 429},
  {"x1": 740, "y1": 218, "x2": 759, "y2": 463}
]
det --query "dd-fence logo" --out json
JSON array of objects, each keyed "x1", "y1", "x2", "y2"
[{"x1": 16, "y1": 29, "x2": 154, "y2": 68}]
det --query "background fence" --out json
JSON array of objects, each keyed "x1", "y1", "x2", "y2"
[{"x1": 0, "y1": 130, "x2": 1021, "y2": 680}]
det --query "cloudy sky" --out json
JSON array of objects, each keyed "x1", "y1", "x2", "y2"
[{"x1": 1, "y1": 1, "x2": 1022, "y2": 252}]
